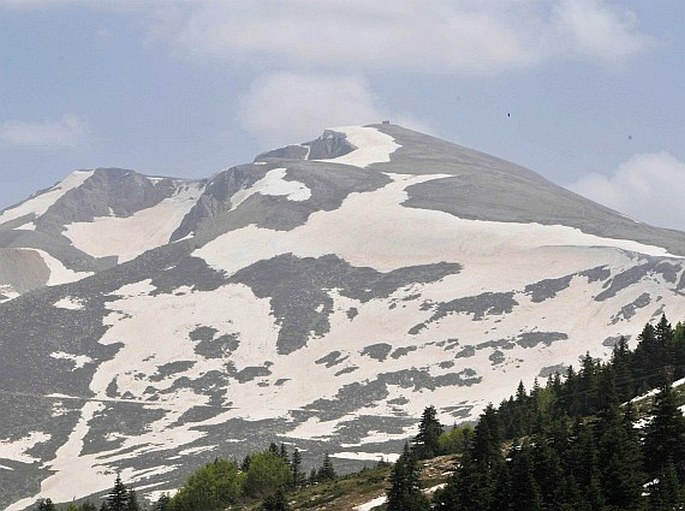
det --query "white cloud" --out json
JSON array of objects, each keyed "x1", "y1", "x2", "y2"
[
  {"x1": 569, "y1": 152, "x2": 685, "y2": 232},
  {"x1": 239, "y1": 72, "x2": 386, "y2": 147},
  {"x1": 550, "y1": 0, "x2": 651, "y2": 62},
  {"x1": 149, "y1": 0, "x2": 650, "y2": 74},
  {"x1": 0, "y1": 114, "x2": 91, "y2": 148}
]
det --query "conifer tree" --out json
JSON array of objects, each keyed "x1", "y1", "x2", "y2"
[
  {"x1": 261, "y1": 488, "x2": 289, "y2": 511},
  {"x1": 279, "y1": 443, "x2": 289, "y2": 465},
  {"x1": 644, "y1": 381, "x2": 685, "y2": 479},
  {"x1": 413, "y1": 405, "x2": 444, "y2": 459},
  {"x1": 126, "y1": 490, "x2": 140, "y2": 511},
  {"x1": 594, "y1": 368, "x2": 644, "y2": 509},
  {"x1": 317, "y1": 453, "x2": 336, "y2": 481},
  {"x1": 509, "y1": 441, "x2": 542, "y2": 511},
  {"x1": 649, "y1": 460, "x2": 684, "y2": 511},
  {"x1": 106, "y1": 475, "x2": 129, "y2": 511},
  {"x1": 291, "y1": 448, "x2": 304, "y2": 488},
  {"x1": 241, "y1": 454, "x2": 252, "y2": 472},
  {"x1": 387, "y1": 443, "x2": 429, "y2": 511},
  {"x1": 155, "y1": 493, "x2": 170, "y2": 511}
]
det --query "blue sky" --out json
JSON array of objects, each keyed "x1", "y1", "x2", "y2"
[{"x1": 1, "y1": 1, "x2": 683, "y2": 230}]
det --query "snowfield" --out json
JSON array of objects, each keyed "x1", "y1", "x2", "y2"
[
  {"x1": 64, "y1": 183, "x2": 204, "y2": 263},
  {"x1": 318, "y1": 125, "x2": 401, "y2": 168}
]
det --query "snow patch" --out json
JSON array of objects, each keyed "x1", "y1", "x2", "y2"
[
  {"x1": 330, "y1": 451, "x2": 399, "y2": 463},
  {"x1": 230, "y1": 167, "x2": 311, "y2": 210},
  {"x1": 0, "y1": 170, "x2": 93, "y2": 224},
  {"x1": 64, "y1": 183, "x2": 203, "y2": 263},
  {"x1": 355, "y1": 495, "x2": 387, "y2": 511},
  {"x1": 54, "y1": 296, "x2": 85, "y2": 310},
  {"x1": 16, "y1": 248, "x2": 93, "y2": 286},
  {"x1": 50, "y1": 351, "x2": 93, "y2": 370},
  {"x1": 318, "y1": 126, "x2": 400, "y2": 168},
  {"x1": 0, "y1": 431, "x2": 51, "y2": 464}
]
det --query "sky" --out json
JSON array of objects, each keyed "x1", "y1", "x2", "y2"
[{"x1": 0, "y1": 0, "x2": 683, "y2": 230}]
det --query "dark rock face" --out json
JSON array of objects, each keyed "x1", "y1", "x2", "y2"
[{"x1": 229, "y1": 254, "x2": 461, "y2": 354}]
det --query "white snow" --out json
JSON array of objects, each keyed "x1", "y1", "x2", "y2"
[
  {"x1": 50, "y1": 351, "x2": 93, "y2": 370},
  {"x1": 0, "y1": 431, "x2": 51, "y2": 464},
  {"x1": 0, "y1": 171, "x2": 93, "y2": 224},
  {"x1": 196, "y1": 172, "x2": 677, "y2": 282},
  {"x1": 229, "y1": 167, "x2": 311, "y2": 210},
  {"x1": 355, "y1": 495, "x2": 387, "y2": 511},
  {"x1": 0, "y1": 464, "x2": 14, "y2": 471},
  {"x1": 630, "y1": 377, "x2": 685, "y2": 404},
  {"x1": 53, "y1": 296, "x2": 85, "y2": 310},
  {"x1": 425, "y1": 483, "x2": 447, "y2": 494},
  {"x1": 316, "y1": 126, "x2": 401, "y2": 168},
  {"x1": 64, "y1": 183, "x2": 203, "y2": 263},
  {"x1": 330, "y1": 451, "x2": 400, "y2": 463},
  {"x1": 17, "y1": 248, "x2": 93, "y2": 286}
]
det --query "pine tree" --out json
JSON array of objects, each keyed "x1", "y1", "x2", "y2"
[
  {"x1": 317, "y1": 453, "x2": 336, "y2": 481},
  {"x1": 387, "y1": 443, "x2": 429, "y2": 511},
  {"x1": 291, "y1": 448, "x2": 304, "y2": 488},
  {"x1": 413, "y1": 405, "x2": 444, "y2": 459},
  {"x1": 241, "y1": 454, "x2": 252, "y2": 472},
  {"x1": 106, "y1": 475, "x2": 129, "y2": 511},
  {"x1": 594, "y1": 368, "x2": 644, "y2": 509},
  {"x1": 155, "y1": 494, "x2": 171, "y2": 511},
  {"x1": 644, "y1": 381, "x2": 685, "y2": 479},
  {"x1": 261, "y1": 488, "x2": 289, "y2": 511},
  {"x1": 279, "y1": 443, "x2": 290, "y2": 465},
  {"x1": 126, "y1": 490, "x2": 140, "y2": 511},
  {"x1": 509, "y1": 441, "x2": 542, "y2": 511},
  {"x1": 649, "y1": 459, "x2": 684, "y2": 511}
]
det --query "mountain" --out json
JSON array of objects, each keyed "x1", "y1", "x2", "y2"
[
  {"x1": 0, "y1": 169, "x2": 204, "y2": 302},
  {"x1": 1, "y1": 124, "x2": 685, "y2": 509}
]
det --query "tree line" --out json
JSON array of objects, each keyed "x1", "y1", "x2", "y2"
[{"x1": 387, "y1": 314, "x2": 685, "y2": 510}]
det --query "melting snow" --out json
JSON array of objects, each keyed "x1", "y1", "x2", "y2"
[
  {"x1": 0, "y1": 171, "x2": 93, "y2": 224},
  {"x1": 318, "y1": 126, "x2": 401, "y2": 168},
  {"x1": 230, "y1": 167, "x2": 311, "y2": 210},
  {"x1": 64, "y1": 183, "x2": 203, "y2": 263},
  {"x1": 18, "y1": 249, "x2": 93, "y2": 286},
  {"x1": 331, "y1": 451, "x2": 399, "y2": 463},
  {"x1": 50, "y1": 351, "x2": 93, "y2": 370},
  {"x1": 195, "y1": 172, "x2": 676, "y2": 279},
  {"x1": 355, "y1": 495, "x2": 387, "y2": 511},
  {"x1": 0, "y1": 431, "x2": 51, "y2": 464},
  {"x1": 54, "y1": 296, "x2": 85, "y2": 310}
]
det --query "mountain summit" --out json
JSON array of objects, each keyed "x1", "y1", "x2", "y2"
[{"x1": 1, "y1": 124, "x2": 685, "y2": 508}]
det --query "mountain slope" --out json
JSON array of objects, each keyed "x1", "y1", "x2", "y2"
[
  {"x1": 1, "y1": 124, "x2": 685, "y2": 509},
  {"x1": 0, "y1": 169, "x2": 204, "y2": 302}
]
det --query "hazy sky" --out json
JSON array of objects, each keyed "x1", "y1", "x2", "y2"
[{"x1": 1, "y1": 1, "x2": 683, "y2": 230}]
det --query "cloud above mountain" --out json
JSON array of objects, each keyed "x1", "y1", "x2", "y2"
[
  {"x1": 238, "y1": 73, "x2": 383, "y2": 147},
  {"x1": 0, "y1": 114, "x2": 90, "y2": 148},
  {"x1": 570, "y1": 152, "x2": 685, "y2": 232},
  {"x1": 154, "y1": 0, "x2": 650, "y2": 73}
]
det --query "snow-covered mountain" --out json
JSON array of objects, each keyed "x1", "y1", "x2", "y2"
[
  {"x1": 1, "y1": 124, "x2": 685, "y2": 508},
  {"x1": 0, "y1": 169, "x2": 204, "y2": 303}
]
